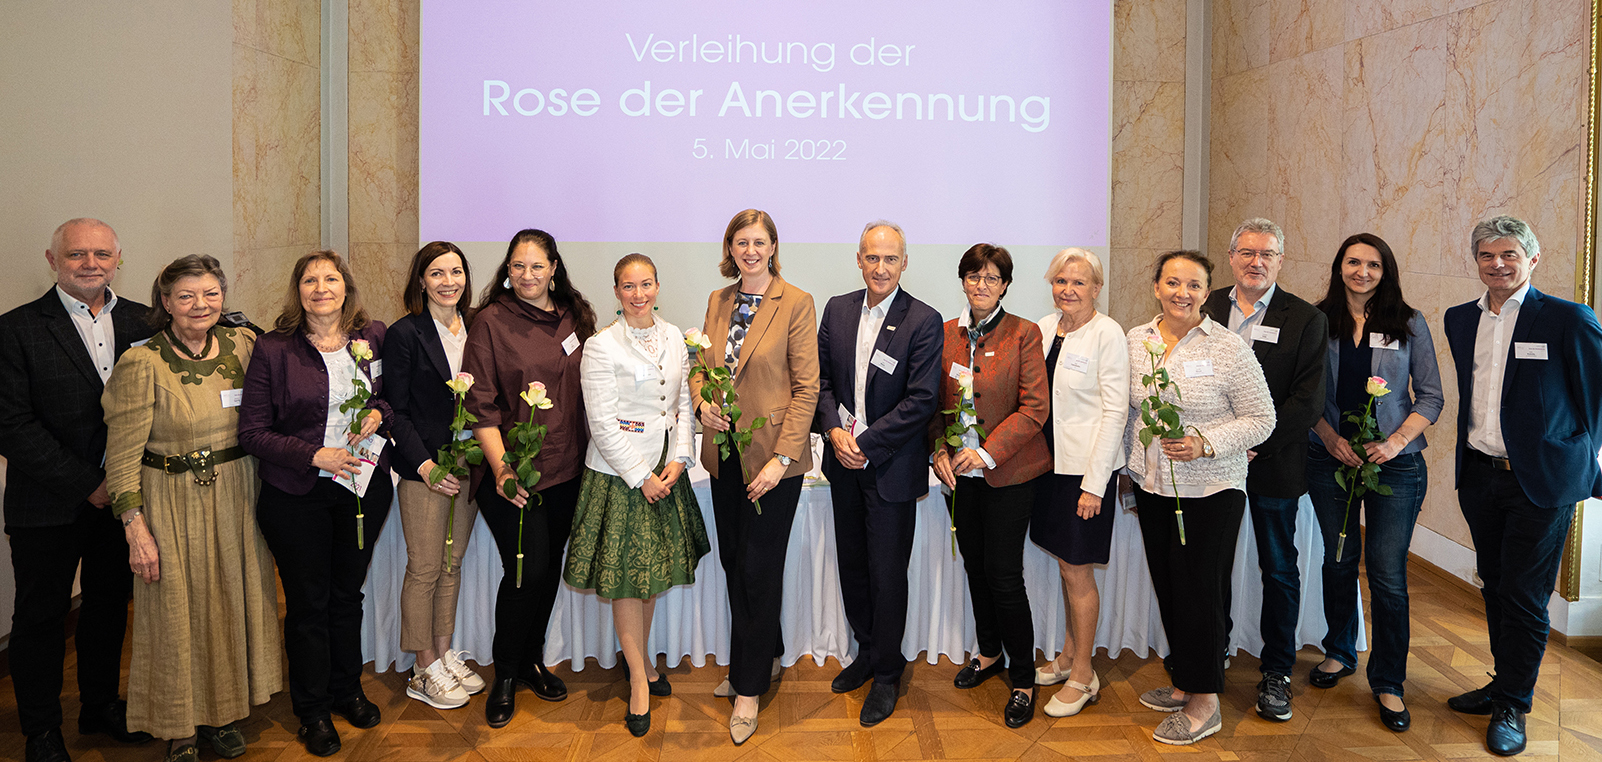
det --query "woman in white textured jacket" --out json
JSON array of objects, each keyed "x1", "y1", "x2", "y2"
[
  {"x1": 1029, "y1": 249, "x2": 1129, "y2": 719},
  {"x1": 1125, "y1": 251, "x2": 1274, "y2": 746},
  {"x1": 563, "y1": 254, "x2": 709, "y2": 738}
]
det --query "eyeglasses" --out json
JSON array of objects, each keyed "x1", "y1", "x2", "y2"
[
  {"x1": 1231, "y1": 248, "x2": 1281, "y2": 262},
  {"x1": 963, "y1": 273, "x2": 1003, "y2": 287}
]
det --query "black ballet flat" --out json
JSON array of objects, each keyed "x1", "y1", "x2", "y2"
[
  {"x1": 648, "y1": 673, "x2": 672, "y2": 697},
  {"x1": 625, "y1": 709, "x2": 651, "y2": 737},
  {"x1": 1310, "y1": 663, "x2": 1356, "y2": 689}
]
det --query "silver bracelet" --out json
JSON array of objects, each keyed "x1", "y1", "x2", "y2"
[{"x1": 121, "y1": 509, "x2": 143, "y2": 528}]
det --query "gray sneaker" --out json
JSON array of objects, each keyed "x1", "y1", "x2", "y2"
[
  {"x1": 1139, "y1": 686, "x2": 1187, "y2": 713},
  {"x1": 1256, "y1": 673, "x2": 1292, "y2": 722},
  {"x1": 1153, "y1": 707, "x2": 1222, "y2": 745}
]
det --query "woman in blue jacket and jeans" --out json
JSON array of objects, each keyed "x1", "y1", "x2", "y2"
[{"x1": 1306, "y1": 233, "x2": 1444, "y2": 733}]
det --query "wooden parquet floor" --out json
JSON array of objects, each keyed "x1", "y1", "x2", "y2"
[{"x1": 6, "y1": 559, "x2": 1602, "y2": 761}]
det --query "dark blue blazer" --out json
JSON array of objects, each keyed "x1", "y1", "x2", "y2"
[
  {"x1": 383, "y1": 312, "x2": 463, "y2": 483},
  {"x1": 812, "y1": 288, "x2": 943, "y2": 502},
  {"x1": 1444, "y1": 286, "x2": 1602, "y2": 507}
]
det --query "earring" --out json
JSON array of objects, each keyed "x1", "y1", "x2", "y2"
[
  {"x1": 502, "y1": 277, "x2": 511, "y2": 289},
  {"x1": 652, "y1": 306, "x2": 658, "y2": 311}
]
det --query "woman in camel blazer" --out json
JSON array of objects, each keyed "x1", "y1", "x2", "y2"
[{"x1": 688, "y1": 209, "x2": 819, "y2": 744}]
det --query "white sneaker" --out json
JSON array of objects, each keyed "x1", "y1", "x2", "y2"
[
  {"x1": 407, "y1": 659, "x2": 469, "y2": 709},
  {"x1": 442, "y1": 649, "x2": 486, "y2": 695}
]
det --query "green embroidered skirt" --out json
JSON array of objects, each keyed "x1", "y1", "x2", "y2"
[{"x1": 564, "y1": 467, "x2": 710, "y2": 599}]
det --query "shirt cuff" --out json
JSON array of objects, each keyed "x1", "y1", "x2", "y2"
[
  {"x1": 976, "y1": 448, "x2": 996, "y2": 470},
  {"x1": 112, "y1": 490, "x2": 143, "y2": 516}
]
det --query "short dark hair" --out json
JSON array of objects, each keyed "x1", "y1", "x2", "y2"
[
  {"x1": 1151, "y1": 250, "x2": 1214, "y2": 289},
  {"x1": 957, "y1": 243, "x2": 1013, "y2": 299},
  {"x1": 402, "y1": 241, "x2": 475, "y2": 328},
  {"x1": 148, "y1": 254, "x2": 228, "y2": 330},
  {"x1": 274, "y1": 250, "x2": 370, "y2": 335}
]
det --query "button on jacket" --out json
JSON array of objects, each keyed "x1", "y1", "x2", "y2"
[{"x1": 580, "y1": 316, "x2": 696, "y2": 488}]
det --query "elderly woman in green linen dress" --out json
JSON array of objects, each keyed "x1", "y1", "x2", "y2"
[
  {"x1": 563, "y1": 253, "x2": 709, "y2": 738},
  {"x1": 102, "y1": 255, "x2": 282, "y2": 762}
]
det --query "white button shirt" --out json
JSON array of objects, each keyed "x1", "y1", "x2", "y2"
[
  {"x1": 1226, "y1": 283, "x2": 1276, "y2": 337},
  {"x1": 56, "y1": 286, "x2": 118, "y2": 383},
  {"x1": 1467, "y1": 282, "x2": 1530, "y2": 458},
  {"x1": 852, "y1": 288, "x2": 898, "y2": 443}
]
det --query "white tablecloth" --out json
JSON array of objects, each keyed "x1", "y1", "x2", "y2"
[{"x1": 362, "y1": 462, "x2": 1363, "y2": 673}]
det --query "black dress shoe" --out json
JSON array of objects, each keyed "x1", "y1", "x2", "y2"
[
  {"x1": 518, "y1": 663, "x2": 568, "y2": 701},
  {"x1": 331, "y1": 695, "x2": 381, "y2": 729},
  {"x1": 77, "y1": 699, "x2": 154, "y2": 744},
  {"x1": 624, "y1": 709, "x2": 651, "y2": 737},
  {"x1": 954, "y1": 658, "x2": 1007, "y2": 689},
  {"x1": 25, "y1": 728, "x2": 70, "y2": 762},
  {"x1": 1004, "y1": 687, "x2": 1037, "y2": 729},
  {"x1": 1487, "y1": 701, "x2": 1527, "y2": 756},
  {"x1": 1310, "y1": 663, "x2": 1357, "y2": 689},
  {"x1": 648, "y1": 673, "x2": 672, "y2": 697},
  {"x1": 486, "y1": 677, "x2": 517, "y2": 728},
  {"x1": 832, "y1": 658, "x2": 872, "y2": 694},
  {"x1": 1375, "y1": 694, "x2": 1410, "y2": 732},
  {"x1": 297, "y1": 717, "x2": 341, "y2": 757},
  {"x1": 860, "y1": 682, "x2": 898, "y2": 727},
  {"x1": 1449, "y1": 683, "x2": 1496, "y2": 715}
]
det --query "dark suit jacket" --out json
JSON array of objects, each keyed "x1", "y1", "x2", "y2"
[
  {"x1": 239, "y1": 322, "x2": 392, "y2": 496},
  {"x1": 0, "y1": 289, "x2": 153, "y2": 528},
  {"x1": 813, "y1": 289, "x2": 944, "y2": 502},
  {"x1": 1202, "y1": 286, "x2": 1328, "y2": 497},
  {"x1": 930, "y1": 311, "x2": 1051, "y2": 488},
  {"x1": 1444, "y1": 286, "x2": 1602, "y2": 507},
  {"x1": 383, "y1": 312, "x2": 462, "y2": 483}
]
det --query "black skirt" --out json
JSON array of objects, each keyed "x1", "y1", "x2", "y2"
[{"x1": 1028, "y1": 472, "x2": 1117, "y2": 565}]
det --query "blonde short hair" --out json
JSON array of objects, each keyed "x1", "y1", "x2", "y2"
[{"x1": 1043, "y1": 247, "x2": 1104, "y2": 287}]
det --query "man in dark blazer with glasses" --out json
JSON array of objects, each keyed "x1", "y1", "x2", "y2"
[{"x1": 0, "y1": 219, "x2": 155, "y2": 762}]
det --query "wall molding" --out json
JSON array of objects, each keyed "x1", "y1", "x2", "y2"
[{"x1": 320, "y1": 0, "x2": 349, "y2": 255}]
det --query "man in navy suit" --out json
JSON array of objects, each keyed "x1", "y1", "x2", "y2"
[
  {"x1": 813, "y1": 221, "x2": 943, "y2": 726},
  {"x1": 1443, "y1": 215, "x2": 1602, "y2": 757},
  {"x1": 0, "y1": 219, "x2": 156, "y2": 762}
]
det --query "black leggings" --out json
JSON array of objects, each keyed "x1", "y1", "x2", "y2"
[{"x1": 477, "y1": 476, "x2": 579, "y2": 680}]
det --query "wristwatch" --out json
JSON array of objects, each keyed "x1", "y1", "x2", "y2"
[{"x1": 775, "y1": 454, "x2": 793, "y2": 467}]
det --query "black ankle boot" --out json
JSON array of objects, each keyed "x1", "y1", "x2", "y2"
[{"x1": 486, "y1": 677, "x2": 517, "y2": 728}]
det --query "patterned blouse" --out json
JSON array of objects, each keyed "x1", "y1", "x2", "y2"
[{"x1": 723, "y1": 291, "x2": 763, "y2": 375}]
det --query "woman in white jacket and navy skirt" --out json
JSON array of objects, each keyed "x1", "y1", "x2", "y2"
[{"x1": 563, "y1": 254, "x2": 710, "y2": 737}]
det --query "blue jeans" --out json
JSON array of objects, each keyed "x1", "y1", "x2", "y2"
[
  {"x1": 1306, "y1": 444, "x2": 1427, "y2": 698},
  {"x1": 1247, "y1": 492, "x2": 1304, "y2": 677}
]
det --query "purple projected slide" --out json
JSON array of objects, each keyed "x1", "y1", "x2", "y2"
[{"x1": 421, "y1": 1, "x2": 1111, "y2": 246}]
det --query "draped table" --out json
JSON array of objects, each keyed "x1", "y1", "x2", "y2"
[{"x1": 362, "y1": 445, "x2": 1362, "y2": 673}]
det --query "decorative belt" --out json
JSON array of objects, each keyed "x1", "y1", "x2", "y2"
[
  {"x1": 142, "y1": 446, "x2": 246, "y2": 486},
  {"x1": 1467, "y1": 448, "x2": 1513, "y2": 471}
]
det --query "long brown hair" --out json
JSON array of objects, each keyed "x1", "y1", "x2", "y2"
[
  {"x1": 403, "y1": 241, "x2": 475, "y2": 329},
  {"x1": 476, "y1": 229, "x2": 597, "y2": 340},
  {"x1": 274, "y1": 250, "x2": 371, "y2": 335},
  {"x1": 148, "y1": 254, "x2": 228, "y2": 330}
]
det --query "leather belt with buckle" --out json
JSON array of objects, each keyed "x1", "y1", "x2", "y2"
[
  {"x1": 1468, "y1": 448, "x2": 1513, "y2": 471},
  {"x1": 142, "y1": 446, "x2": 246, "y2": 486}
]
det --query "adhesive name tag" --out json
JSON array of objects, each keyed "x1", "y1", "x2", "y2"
[
  {"x1": 1514, "y1": 342, "x2": 1549, "y2": 360},
  {"x1": 1371, "y1": 333, "x2": 1401, "y2": 351},
  {"x1": 562, "y1": 333, "x2": 581, "y2": 355},
  {"x1": 635, "y1": 363, "x2": 654, "y2": 382},
  {"x1": 220, "y1": 389, "x2": 243, "y2": 408},
  {"x1": 1251, "y1": 325, "x2": 1281, "y2": 344},
  {"x1": 1063, "y1": 352, "x2": 1090, "y2": 373},
  {"x1": 1183, "y1": 359, "x2": 1215, "y2": 378},
  {"x1": 370, "y1": 359, "x2": 382, "y2": 378},
  {"x1": 870, "y1": 349, "x2": 898, "y2": 374},
  {"x1": 949, "y1": 362, "x2": 970, "y2": 379},
  {"x1": 618, "y1": 419, "x2": 645, "y2": 433}
]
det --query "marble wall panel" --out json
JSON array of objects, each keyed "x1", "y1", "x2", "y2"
[
  {"x1": 349, "y1": 69, "x2": 419, "y2": 246},
  {"x1": 1111, "y1": 81, "x2": 1186, "y2": 250},
  {"x1": 1269, "y1": 0, "x2": 1344, "y2": 62},
  {"x1": 350, "y1": 241, "x2": 413, "y2": 324},
  {"x1": 230, "y1": 243, "x2": 305, "y2": 327},
  {"x1": 1213, "y1": 0, "x2": 1271, "y2": 79},
  {"x1": 1340, "y1": 17, "x2": 1448, "y2": 276},
  {"x1": 1108, "y1": 248, "x2": 1161, "y2": 330},
  {"x1": 1208, "y1": 67, "x2": 1271, "y2": 260},
  {"x1": 1115, "y1": 0, "x2": 1187, "y2": 83},
  {"x1": 1265, "y1": 45, "x2": 1343, "y2": 265},
  {"x1": 350, "y1": 0, "x2": 419, "y2": 74}
]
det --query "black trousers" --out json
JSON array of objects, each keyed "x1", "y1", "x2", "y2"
[
  {"x1": 830, "y1": 465, "x2": 916, "y2": 685},
  {"x1": 7, "y1": 506, "x2": 133, "y2": 736},
  {"x1": 952, "y1": 476, "x2": 1035, "y2": 690},
  {"x1": 710, "y1": 449, "x2": 803, "y2": 697},
  {"x1": 257, "y1": 476, "x2": 392, "y2": 722},
  {"x1": 1459, "y1": 461, "x2": 1575, "y2": 714},
  {"x1": 1135, "y1": 486, "x2": 1244, "y2": 695},
  {"x1": 476, "y1": 475, "x2": 578, "y2": 681}
]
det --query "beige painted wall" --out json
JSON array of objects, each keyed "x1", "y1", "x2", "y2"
[{"x1": 1206, "y1": 0, "x2": 1593, "y2": 550}]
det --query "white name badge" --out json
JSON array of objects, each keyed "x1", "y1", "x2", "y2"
[
  {"x1": 949, "y1": 362, "x2": 970, "y2": 379},
  {"x1": 220, "y1": 388, "x2": 243, "y2": 408},
  {"x1": 838, "y1": 403, "x2": 866, "y2": 437},
  {"x1": 634, "y1": 363, "x2": 654, "y2": 382},
  {"x1": 1251, "y1": 325, "x2": 1281, "y2": 344},
  {"x1": 870, "y1": 349, "x2": 898, "y2": 375},
  {"x1": 562, "y1": 333, "x2": 581, "y2": 355},
  {"x1": 1515, "y1": 342, "x2": 1549, "y2": 360},
  {"x1": 1062, "y1": 352, "x2": 1091, "y2": 373},
  {"x1": 369, "y1": 359, "x2": 382, "y2": 378},
  {"x1": 1371, "y1": 333, "x2": 1401, "y2": 351},
  {"x1": 1183, "y1": 359, "x2": 1215, "y2": 378}
]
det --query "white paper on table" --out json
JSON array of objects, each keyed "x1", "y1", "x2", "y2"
[{"x1": 334, "y1": 434, "x2": 387, "y2": 498}]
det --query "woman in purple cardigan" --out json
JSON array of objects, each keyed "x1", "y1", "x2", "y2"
[{"x1": 239, "y1": 250, "x2": 393, "y2": 757}]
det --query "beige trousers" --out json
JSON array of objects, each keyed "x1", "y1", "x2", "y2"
[{"x1": 397, "y1": 478, "x2": 479, "y2": 652}]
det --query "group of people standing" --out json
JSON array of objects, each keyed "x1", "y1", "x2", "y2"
[{"x1": 3, "y1": 210, "x2": 1597, "y2": 762}]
